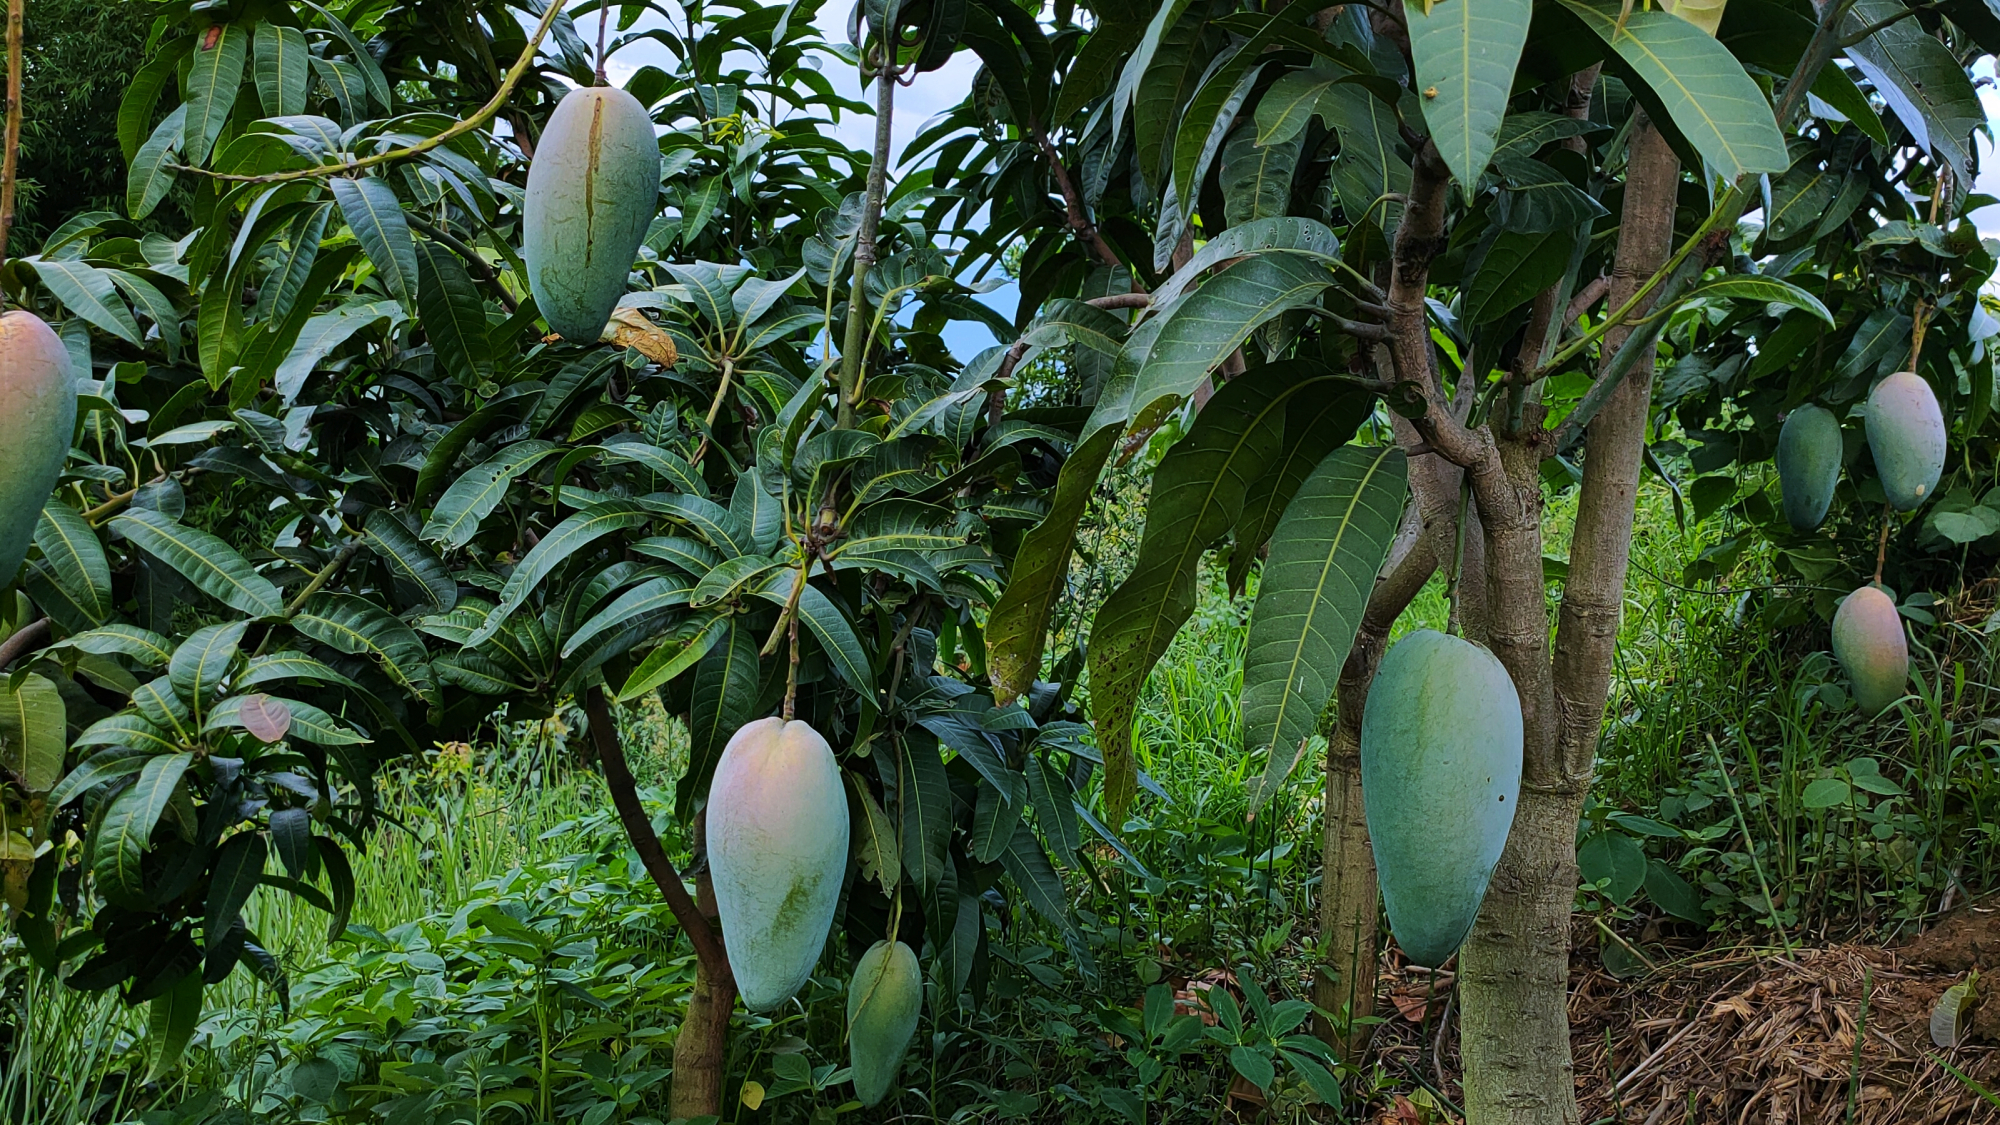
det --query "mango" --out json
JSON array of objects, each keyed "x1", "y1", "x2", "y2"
[
  {"x1": 523, "y1": 87, "x2": 660, "y2": 342},
  {"x1": 1361, "y1": 629, "x2": 1522, "y2": 967},
  {"x1": 0, "y1": 312, "x2": 74, "y2": 584},
  {"x1": 707, "y1": 716, "x2": 849, "y2": 1009},
  {"x1": 1775, "y1": 404, "x2": 1841, "y2": 532},
  {"x1": 1831, "y1": 584, "x2": 1907, "y2": 714},
  {"x1": 1865, "y1": 372, "x2": 1945, "y2": 511},
  {"x1": 847, "y1": 939, "x2": 921, "y2": 1106}
]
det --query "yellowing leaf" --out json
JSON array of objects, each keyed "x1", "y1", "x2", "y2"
[{"x1": 602, "y1": 307, "x2": 680, "y2": 367}]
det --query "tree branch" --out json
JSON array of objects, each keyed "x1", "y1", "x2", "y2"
[
  {"x1": 0, "y1": 0, "x2": 22, "y2": 271},
  {"x1": 405, "y1": 212, "x2": 518, "y2": 312},
  {"x1": 1032, "y1": 129, "x2": 1142, "y2": 287},
  {"x1": 836, "y1": 57, "x2": 896, "y2": 429},
  {"x1": 1085, "y1": 292, "x2": 1150, "y2": 310},
  {"x1": 584, "y1": 687, "x2": 732, "y2": 981},
  {"x1": 0, "y1": 617, "x2": 49, "y2": 671}
]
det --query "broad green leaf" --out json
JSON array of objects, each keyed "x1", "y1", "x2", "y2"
[
  {"x1": 1110, "y1": 0, "x2": 1199, "y2": 157},
  {"x1": 897, "y1": 733, "x2": 953, "y2": 892},
  {"x1": 1842, "y1": 0, "x2": 1982, "y2": 180},
  {"x1": 272, "y1": 299, "x2": 405, "y2": 405},
  {"x1": 1465, "y1": 227, "x2": 1575, "y2": 324},
  {"x1": 253, "y1": 23, "x2": 310, "y2": 118},
  {"x1": 1240, "y1": 445, "x2": 1408, "y2": 817},
  {"x1": 297, "y1": 0, "x2": 391, "y2": 109},
  {"x1": 678, "y1": 616, "x2": 762, "y2": 817},
  {"x1": 1577, "y1": 830, "x2": 1647, "y2": 903},
  {"x1": 616, "y1": 610, "x2": 728, "y2": 700},
  {"x1": 599, "y1": 441, "x2": 708, "y2": 496},
  {"x1": 971, "y1": 773, "x2": 1027, "y2": 863},
  {"x1": 1407, "y1": 0, "x2": 1534, "y2": 197},
  {"x1": 146, "y1": 971, "x2": 204, "y2": 1081},
  {"x1": 205, "y1": 832, "x2": 266, "y2": 963},
  {"x1": 36, "y1": 502, "x2": 111, "y2": 626},
  {"x1": 564, "y1": 575, "x2": 695, "y2": 657},
  {"x1": 49, "y1": 747, "x2": 151, "y2": 808},
  {"x1": 662, "y1": 262, "x2": 743, "y2": 329},
  {"x1": 61, "y1": 625, "x2": 174, "y2": 667},
  {"x1": 638, "y1": 494, "x2": 752, "y2": 558},
  {"x1": 168, "y1": 622, "x2": 248, "y2": 712},
  {"x1": 422, "y1": 440, "x2": 562, "y2": 548},
  {"x1": 1088, "y1": 366, "x2": 1300, "y2": 820},
  {"x1": 237, "y1": 652, "x2": 363, "y2": 691},
  {"x1": 1220, "y1": 126, "x2": 1303, "y2": 229},
  {"x1": 1229, "y1": 385, "x2": 1375, "y2": 593},
  {"x1": 1559, "y1": 0, "x2": 1787, "y2": 179},
  {"x1": 1151, "y1": 217, "x2": 1343, "y2": 310},
  {"x1": 1765, "y1": 151, "x2": 1841, "y2": 242},
  {"x1": 291, "y1": 593, "x2": 433, "y2": 700},
  {"x1": 331, "y1": 176, "x2": 417, "y2": 304},
  {"x1": 851, "y1": 778, "x2": 901, "y2": 890},
  {"x1": 93, "y1": 751, "x2": 194, "y2": 908},
  {"x1": 28, "y1": 260, "x2": 142, "y2": 344},
  {"x1": 128, "y1": 105, "x2": 188, "y2": 219},
  {"x1": 1686, "y1": 275, "x2": 1834, "y2": 325},
  {"x1": 1025, "y1": 752, "x2": 1080, "y2": 866},
  {"x1": 1252, "y1": 68, "x2": 1341, "y2": 148},
  {"x1": 1323, "y1": 82, "x2": 1409, "y2": 230},
  {"x1": 415, "y1": 241, "x2": 489, "y2": 385},
  {"x1": 118, "y1": 41, "x2": 188, "y2": 161},
  {"x1": 73, "y1": 712, "x2": 181, "y2": 755},
  {"x1": 1132, "y1": 1, "x2": 1211, "y2": 186},
  {"x1": 1130, "y1": 253, "x2": 1335, "y2": 429},
  {"x1": 110, "y1": 509, "x2": 284, "y2": 618},
  {"x1": 1000, "y1": 822, "x2": 1094, "y2": 981},
  {"x1": 0, "y1": 673, "x2": 66, "y2": 792},
  {"x1": 466, "y1": 502, "x2": 655, "y2": 647},
  {"x1": 755, "y1": 570, "x2": 872, "y2": 697},
  {"x1": 692, "y1": 555, "x2": 783, "y2": 607},
  {"x1": 362, "y1": 509, "x2": 456, "y2": 611},
  {"x1": 183, "y1": 21, "x2": 249, "y2": 167},
  {"x1": 1053, "y1": 15, "x2": 1146, "y2": 127}
]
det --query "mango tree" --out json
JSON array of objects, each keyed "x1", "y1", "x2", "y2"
[
  {"x1": 0, "y1": 0, "x2": 1153, "y2": 1117},
  {"x1": 914, "y1": 0, "x2": 1990, "y2": 1117}
]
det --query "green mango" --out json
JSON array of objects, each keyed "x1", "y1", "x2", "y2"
[
  {"x1": 1361, "y1": 629, "x2": 1522, "y2": 967},
  {"x1": 0, "y1": 312, "x2": 74, "y2": 585},
  {"x1": 707, "y1": 717, "x2": 849, "y2": 1009},
  {"x1": 847, "y1": 939, "x2": 921, "y2": 1107},
  {"x1": 1831, "y1": 584, "x2": 1907, "y2": 714},
  {"x1": 522, "y1": 86, "x2": 660, "y2": 342},
  {"x1": 1775, "y1": 404, "x2": 1841, "y2": 532},
  {"x1": 1865, "y1": 371, "x2": 1945, "y2": 511}
]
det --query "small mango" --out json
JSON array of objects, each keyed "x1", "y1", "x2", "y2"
[
  {"x1": 707, "y1": 717, "x2": 849, "y2": 1009},
  {"x1": 847, "y1": 939, "x2": 922, "y2": 1106},
  {"x1": 1865, "y1": 372, "x2": 1945, "y2": 511},
  {"x1": 1360, "y1": 630, "x2": 1522, "y2": 967},
  {"x1": 1831, "y1": 585, "x2": 1908, "y2": 715},
  {"x1": 0, "y1": 311, "x2": 74, "y2": 584},
  {"x1": 1775, "y1": 404, "x2": 1841, "y2": 532}
]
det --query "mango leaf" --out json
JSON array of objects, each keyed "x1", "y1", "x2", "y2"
[
  {"x1": 896, "y1": 732, "x2": 953, "y2": 892},
  {"x1": 1088, "y1": 365, "x2": 1300, "y2": 821},
  {"x1": 273, "y1": 299, "x2": 405, "y2": 405},
  {"x1": 1465, "y1": 227, "x2": 1574, "y2": 324},
  {"x1": 1001, "y1": 822, "x2": 1095, "y2": 983},
  {"x1": 0, "y1": 673, "x2": 66, "y2": 792},
  {"x1": 1228, "y1": 385, "x2": 1374, "y2": 593},
  {"x1": 1151, "y1": 217, "x2": 1343, "y2": 310},
  {"x1": 362, "y1": 509, "x2": 457, "y2": 611},
  {"x1": 28, "y1": 260, "x2": 142, "y2": 344},
  {"x1": 93, "y1": 751, "x2": 195, "y2": 908},
  {"x1": 205, "y1": 832, "x2": 266, "y2": 966},
  {"x1": 422, "y1": 440, "x2": 562, "y2": 548},
  {"x1": 616, "y1": 609, "x2": 728, "y2": 701},
  {"x1": 291, "y1": 593, "x2": 432, "y2": 700},
  {"x1": 1323, "y1": 81, "x2": 1410, "y2": 231},
  {"x1": 1220, "y1": 127, "x2": 1303, "y2": 230},
  {"x1": 183, "y1": 21, "x2": 248, "y2": 167},
  {"x1": 145, "y1": 971, "x2": 204, "y2": 1081},
  {"x1": 677, "y1": 615, "x2": 762, "y2": 818},
  {"x1": 754, "y1": 570, "x2": 872, "y2": 696},
  {"x1": 168, "y1": 622, "x2": 248, "y2": 711},
  {"x1": 1407, "y1": 0, "x2": 1534, "y2": 197},
  {"x1": 330, "y1": 176, "x2": 417, "y2": 304},
  {"x1": 110, "y1": 509, "x2": 285, "y2": 618},
  {"x1": 466, "y1": 501, "x2": 655, "y2": 647},
  {"x1": 128, "y1": 105, "x2": 187, "y2": 220},
  {"x1": 1842, "y1": 0, "x2": 1983, "y2": 180},
  {"x1": 851, "y1": 777, "x2": 901, "y2": 890},
  {"x1": 49, "y1": 747, "x2": 152, "y2": 808},
  {"x1": 1241, "y1": 445, "x2": 1408, "y2": 818},
  {"x1": 415, "y1": 241, "x2": 490, "y2": 385},
  {"x1": 1132, "y1": 0, "x2": 1213, "y2": 186},
  {"x1": 1559, "y1": 0, "x2": 1787, "y2": 180},
  {"x1": 1685, "y1": 275, "x2": 1834, "y2": 325},
  {"x1": 36, "y1": 502, "x2": 111, "y2": 626},
  {"x1": 970, "y1": 773, "x2": 1027, "y2": 863},
  {"x1": 1129, "y1": 253, "x2": 1335, "y2": 431},
  {"x1": 254, "y1": 23, "x2": 311, "y2": 117}
]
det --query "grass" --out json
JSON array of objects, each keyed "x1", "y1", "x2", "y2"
[{"x1": 10, "y1": 476, "x2": 2000, "y2": 1123}]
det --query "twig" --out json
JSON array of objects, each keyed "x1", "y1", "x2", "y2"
[
  {"x1": 1031, "y1": 127, "x2": 1139, "y2": 285},
  {"x1": 1565, "y1": 275, "x2": 1611, "y2": 325},
  {"x1": 403, "y1": 212, "x2": 518, "y2": 311},
  {"x1": 1608, "y1": 1017, "x2": 1699, "y2": 1095},
  {"x1": 0, "y1": 0, "x2": 22, "y2": 279},
  {"x1": 583, "y1": 688, "x2": 732, "y2": 980},
  {"x1": 1874, "y1": 503, "x2": 1894, "y2": 584},
  {"x1": 177, "y1": 0, "x2": 568, "y2": 184},
  {"x1": 284, "y1": 539, "x2": 361, "y2": 615},
  {"x1": 0, "y1": 616, "x2": 49, "y2": 671},
  {"x1": 835, "y1": 49, "x2": 895, "y2": 429},
  {"x1": 1084, "y1": 292, "x2": 1150, "y2": 310}
]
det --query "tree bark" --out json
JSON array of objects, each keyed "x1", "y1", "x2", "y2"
[
  {"x1": 1456, "y1": 112, "x2": 1679, "y2": 1125},
  {"x1": 671, "y1": 814, "x2": 736, "y2": 1121}
]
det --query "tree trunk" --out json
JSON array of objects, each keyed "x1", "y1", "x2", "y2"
[
  {"x1": 1456, "y1": 112, "x2": 1679, "y2": 1125},
  {"x1": 672, "y1": 813, "x2": 737, "y2": 1120}
]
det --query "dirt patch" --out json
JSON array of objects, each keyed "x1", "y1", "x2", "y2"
[{"x1": 1368, "y1": 944, "x2": 2000, "y2": 1123}]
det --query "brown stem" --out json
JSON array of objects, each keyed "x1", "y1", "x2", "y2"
[
  {"x1": 0, "y1": 617, "x2": 49, "y2": 671},
  {"x1": 582, "y1": 687, "x2": 732, "y2": 979},
  {"x1": 1032, "y1": 129, "x2": 1141, "y2": 287},
  {"x1": 1563, "y1": 275, "x2": 1611, "y2": 328},
  {"x1": 0, "y1": 0, "x2": 20, "y2": 273},
  {"x1": 1874, "y1": 503, "x2": 1893, "y2": 584},
  {"x1": 1085, "y1": 292, "x2": 1150, "y2": 310},
  {"x1": 404, "y1": 212, "x2": 518, "y2": 312},
  {"x1": 669, "y1": 809, "x2": 734, "y2": 1120}
]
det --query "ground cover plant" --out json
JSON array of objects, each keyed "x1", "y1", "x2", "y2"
[{"x1": 4, "y1": 0, "x2": 2000, "y2": 1121}]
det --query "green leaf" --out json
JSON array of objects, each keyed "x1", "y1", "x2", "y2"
[
  {"x1": 1559, "y1": 0, "x2": 1787, "y2": 179},
  {"x1": 1842, "y1": 0, "x2": 1983, "y2": 180},
  {"x1": 1130, "y1": 253, "x2": 1335, "y2": 432},
  {"x1": 415, "y1": 241, "x2": 489, "y2": 385},
  {"x1": 93, "y1": 752, "x2": 195, "y2": 908},
  {"x1": 1132, "y1": 1, "x2": 1211, "y2": 186},
  {"x1": 897, "y1": 733, "x2": 953, "y2": 892},
  {"x1": 205, "y1": 694, "x2": 369, "y2": 745},
  {"x1": 1110, "y1": 0, "x2": 1199, "y2": 159},
  {"x1": 205, "y1": 832, "x2": 267, "y2": 961},
  {"x1": 1230, "y1": 1046, "x2": 1276, "y2": 1091},
  {"x1": 110, "y1": 509, "x2": 284, "y2": 618},
  {"x1": 638, "y1": 494, "x2": 751, "y2": 558},
  {"x1": 49, "y1": 747, "x2": 151, "y2": 808},
  {"x1": 1800, "y1": 776, "x2": 1853, "y2": 809},
  {"x1": 146, "y1": 971, "x2": 204, "y2": 1081},
  {"x1": 467, "y1": 502, "x2": 655, "y2": 647},
  {"x1": 290, "y1": 593, "x2": 433, "y2": 700},
  {"x1": 28, "y1": 260, "x2": 142, "y2": 344},
  {"x1": 1643, "y1": 857, "x2": 1708, "y2": 923},
  {"x1": 1228, "y1": 385, "x2": 1372, "y2": 593},
  {"x1": 1240, "y1": 445, "x2": 1408, "y2": 818},
  {"x1": 1220, "y1": 127, "x2": 1303, "y2": 230},
  {"x1": 971, "y1": 773, "x2": 1027, "y2": 864},
  {"x1": 422, "y1": 440, "x2": 562, "y2": 548},
  {"x1": 118, "y1": 41, "x2": 188, "y2": 162},
  {"x1": 1407, "y1": 0, "x2": 1533, "y2": 197},
  {"x1": 1025, "y1": 752, "x2": 1080, "y2": 866},
  {"x1": 168, "y1": 622, "x2": 248, "y2": 711},
  {"x1": 272, "y1": 299, "x2": 405, "y2": 405},
  {"x1": 36, "y1": 502, "x2": 111, "y2": 626},
  {"x1": 362, "y1": 510, "x2": 457, "y2": 611},
  {"x1": 565, "y1": 575, "x2": 695, "y2": 658},
  {"x1": 331, "y1": 176, "x2": 417, "y2": 305},
  {"x1": 1054, "y1": 15, "x2": 1146, "y2": 127},
  {"x1": 678, "y1": 615, "x2": 762, "y2": 818},
  {"x1": 237, "y1": 652, "x2": 364, "y2": 692},
  {"x1": 1576, "y1": 830, "x2": 1647, "y2": 904},
  {"x1": 253, "y1": 23, "x2": 311, "y2": 118},
  {"x1": 754, "y1": 571, "x2": 872, "y2": 697},
  {"x1": 692, "y1": 555, "x2": 783, "y2": 608},
  {"x1": 128, "y1": 104, "x2": 188, "y2": 221},
  {"x1": 599, "y1": 442, "x2": 708, "y2": 496},
  {"x1": 616, "y1": 610, "x2": 728, "y2": 701},
  {"x1": 1088, "y1": 366, "x2": 1301, "y2": 820},
  {"x1": 1466, "y1": 228, "x2": 1574, "y2": 324},
  {"x1": 999, "y1": 821, "x2": 1093, "y2": 981},
  {"x1": 62, "y1": 625, "x2": 174, "y2": 667},
  {"x1": 1152, "y1": 217, "x2": 1343, "y2": 310},
  {"x1": 183, "y1": 21, "x2": 249, "y2": 167},
  {"x1": 0, "y1": 673, "x2": 66, "y2": 793},
  {"x1": 1685, "y1": 276, "x2": 1834, "y2": 325},
  {"x1": 1323, "y1": 82, "x2": 1410, "y2": 231},
  {"x1": 851, "y1": 778, "x2": 901, "y2": 890}
]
